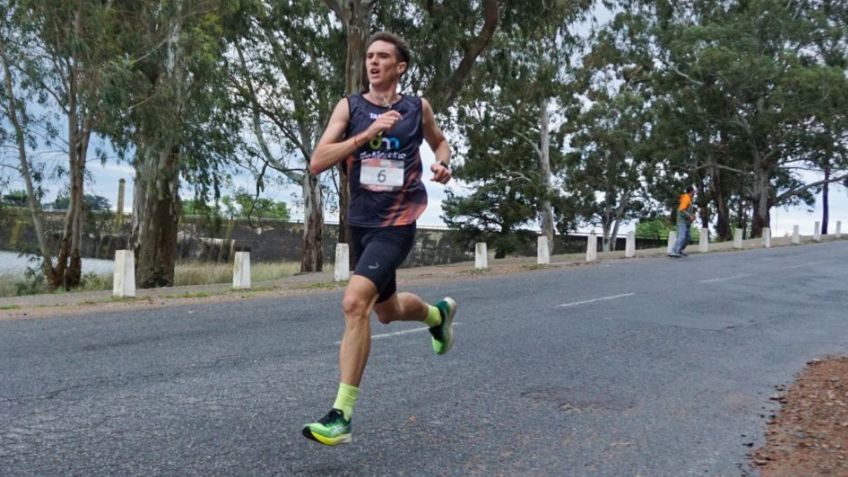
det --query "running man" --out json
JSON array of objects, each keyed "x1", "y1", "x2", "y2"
[
  {"x1": 669, "y1": 186, "x2": 696, "y2": 257},
  {"x1": 302, "y1": 31, "x2": 457, "y2": 446}
]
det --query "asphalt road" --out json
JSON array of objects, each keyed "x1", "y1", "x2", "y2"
[{"x1": 2, "y1": 241, "x2": 847, "y2": 476}]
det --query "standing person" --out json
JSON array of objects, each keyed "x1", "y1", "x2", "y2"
[
  {"x1": 669, "y1": 186, "x2": 696, "y2": 257},
  {"x1": 302, "y1": 31, "x2": 457, "y2": 446}
]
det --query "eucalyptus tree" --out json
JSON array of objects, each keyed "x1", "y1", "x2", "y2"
[
  {"x1": 439, "y1": 1, "x2": 592, "y2": 255},
  {"x1": 0, "y1": 0, "x2": 117, "y2": 288},
  {"x1": 99, "y1": 0, "x2": 246, "y2": 287},
  {"x1": 0, "y1": 11, "x2": 53, "y2": 273},
  {"x1": 606, "y1": 0, "x2": 848, "y2": 238},
  {"x1": 666, "y1": 0, "x2": 848, "y2": 237},
  {"x1": 562, "y1": 89, "x2": 655, "y2": 251},
  {"x1": 798, "y1": 0, "x2": 848, "y2": 235},
  {"x1": 228, "y1": 0, "x2": 344, "y2": 272}
]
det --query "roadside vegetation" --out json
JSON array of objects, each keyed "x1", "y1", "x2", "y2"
[{"x1": 0, "y1": 261, "x2": 301, "y2": 298}]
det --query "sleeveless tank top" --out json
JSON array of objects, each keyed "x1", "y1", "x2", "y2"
[{"x1": 344, "y1": 93, "x2": 427, "y2": 228}]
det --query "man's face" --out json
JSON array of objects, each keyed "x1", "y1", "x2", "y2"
[{"x1": 366, "y1": 40, "x2": 407, "y2": 88}]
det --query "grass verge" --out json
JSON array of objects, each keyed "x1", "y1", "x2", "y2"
[{"x1": 0, "y1": 260, "x2": 300, "y2": 298}]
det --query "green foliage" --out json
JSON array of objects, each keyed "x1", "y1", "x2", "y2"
[
  {"x1": 233, "y1": 192, "x2": 290, "y2": 221},
  {"x1": 185, "y1": 192, "x2": 289, "y2": 221},
  {"x1": 2, "y1": 190, "x2": 28, "y2": 207},
  {"x1": 53, "y1": 193, "x2": 111, "y2": 211}
]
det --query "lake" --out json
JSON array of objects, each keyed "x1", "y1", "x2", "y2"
[{"x1": 0, "y1": 250, "x2": 115, "y2": 277}]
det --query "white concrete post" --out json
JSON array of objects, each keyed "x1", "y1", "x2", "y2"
[
  {"x1": 625, "y1": 231, "x2": 636, "y2": 258},
  {"x1": 232, "y1": 251, "x2": 251, "y2": 289},
  {"x1": 733, "y1": 229, "x2": 743, "y2": 249},
  {"x1": 813, "y1": 221, "x2": 821, "y2": 242},
  {"x1": 334, "y1": 244, "x2": 350, "y2": 282},
  {"x1": 699, "y1": 228, "x2": 709, "y2": 253},
  {"x1": 667, "y1": 231, "x2": 677, "y2": 255},
  {"x1": 112, "y1": 250, "x2": 136, "y2": 298},
  {"x1": 792, "y1": 225, "x2": 800, "y2": 245},
  {"x1": 537, "y1": 236, "x2": 550, "y2": 265},
  {"x1": 837, "y1": 221, "x2": 842, "y2": 239},
  {"x1": 586, "y1": 233, "x2": 598, "y2": 262},
  {"x1": 475, "y1": 242, "x2": 488, "y2": 269},
  {"x1": 762, "y1": 228, "x2": 771, "y2": 248}
]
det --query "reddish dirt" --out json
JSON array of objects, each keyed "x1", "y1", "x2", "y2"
[{"x1": 752, "y1": 357, "x2": 848, "y2": 476}]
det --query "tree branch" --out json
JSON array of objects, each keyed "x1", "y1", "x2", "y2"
[
  {"x1": 776, "y1": 172, "x2": 848, "y2": 203},
  {"x1": 423, "y1": 0, "x2": 498, "y2": 112},
  {"x1": 513, "y1": 129, "x2": 543, "y2": 160}
]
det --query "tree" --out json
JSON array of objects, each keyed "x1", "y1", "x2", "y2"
[
  {"x1": 562, "y1": 89, "x2": 654, "y2": 251},
  {"x1": 228, "y1": 0, "x2": 343, "y2": 272},
  {"x1": 607, "y1": 0, "x2": 848, "y2": 238},
  {"x1": 99, "y1": 1, "x2": 246, "y2": 287},
  {"x1": 0, "y1": 0, "x2": 114, "y2": 288},
  {"x1": 442, "y1": 1, "x2": 593, "y2": 254}
]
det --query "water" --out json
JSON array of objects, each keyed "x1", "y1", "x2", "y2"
[{"x1": 0, "y1": 250, "x2": 115, "y2": 277}]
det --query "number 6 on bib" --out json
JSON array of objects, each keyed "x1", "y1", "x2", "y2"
[{"x1": 360, "y1": 158, "x2": 404, "y2": 192}]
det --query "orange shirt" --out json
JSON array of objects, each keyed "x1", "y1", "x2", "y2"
[{"x1": 678, "y1": 193, "x2": 692, "y2": 211}]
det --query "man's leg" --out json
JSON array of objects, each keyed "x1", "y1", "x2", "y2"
[
  {"x1": 672, "y1": 219, "x2": 688, "y2": 254},
  {"x1": 374, "y1": 291, "x2": 457, "y2": 356},
  {"x1": 339, "y1": 276, "x2": 380, "y2": 386},
  {"x1": 680, "y1": 223, "x2": 692, "y2": 254},
  {"x1": 303, "y1": 275, "x2": 378, "y2": 446},
  {"x1": 373, "y1": 292, "x2": 428, "y2": 324}
]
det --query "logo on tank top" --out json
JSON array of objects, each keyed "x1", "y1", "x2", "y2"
[{"x1": 369, "y1": 134, "x2": 400, "y2": 151}]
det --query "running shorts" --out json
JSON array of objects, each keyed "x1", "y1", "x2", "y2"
[{"x1": 349, "y1": 223, "x2": 416, "y2": 303}]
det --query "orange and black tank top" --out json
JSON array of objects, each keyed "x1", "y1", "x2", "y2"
[{"x1": 345, "y1": 93, "x2": 427, "y2": 228}]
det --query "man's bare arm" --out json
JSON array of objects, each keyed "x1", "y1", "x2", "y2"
[{"x1": 422, "y1": 98, "x2": 452, "y2": 184}]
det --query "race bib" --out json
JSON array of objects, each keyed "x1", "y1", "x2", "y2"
[{"x1": 360, "y1": 158, "x2": 404, "y2": 192}]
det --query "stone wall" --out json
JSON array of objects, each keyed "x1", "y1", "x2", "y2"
[{"x1": 0, "y1": 208, "x2": 665, "y2": 267}]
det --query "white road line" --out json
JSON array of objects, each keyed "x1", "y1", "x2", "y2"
[
  {"x1": 784, "y1": 260, "x2": 826, "y2": 270},
  {"x1": 334, "y1": 323, "x2": 461, "y2": 345},
  {"x1": 557, "y1": 293, "x2": 636, "y2": 308},
  {"x1": 698, "y1": 274, "x2": 748, "y2": 284}
]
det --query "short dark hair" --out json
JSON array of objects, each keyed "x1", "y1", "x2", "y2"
[
  {"x1": 686, "y1": 186, "x2": 695, "y2": 194},
  {"x1": 366, "y1": 31, "x2": 411, "y2": 65}
]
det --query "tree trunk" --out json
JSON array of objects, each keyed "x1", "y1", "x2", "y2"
[
  {"x1": 133, "y1": 146, "x2": 181, "y2": 287},
  {"x1": 610, "y1": 218, "x2": 621, "y2": 252},
  {"x1": 56, "y1": 118, "x2": 89, "y2": 289},
  {"x1": 750, "y1": 168, "x2": 770, "y2": 239},
  {"x1": 749, "y1": 146, "x2": 772, "y2": 238},
  {"x1": 55, "y1": 71, "x2": 90, "y2": 289},
  {"x1": 132, "y1": 0, "x2": 186, "y2": 288},
  {"x1": 538, "y1": 102, "x2": 555, "y2": 254},
  {"x1": 601, "y1": 216, "x2": 612, "y2": 252},
  {"x1": 300, "y1": 172, "x2": 324, "y2": 272},
  {"x1": 708, "y1": 159, "x2": 732, "y2": 241},
  {"x1": 332, "y1": 0, "x2": 372, "y2": 253},
  {"x1": 822, "y1": 164, "x2": 830, "y2": 235}
]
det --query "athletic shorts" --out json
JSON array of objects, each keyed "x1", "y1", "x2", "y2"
[{"x1": 350, "y1": 223, "x2": 416, "y2": 303}]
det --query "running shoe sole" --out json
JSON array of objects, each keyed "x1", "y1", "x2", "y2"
[{"x1": 302, "y1": 426, "x2": 352, "y2": 446}]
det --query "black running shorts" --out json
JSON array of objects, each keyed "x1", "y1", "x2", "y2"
[{"x1": 350, "y1": 224, "x2": 416, "y2": 303}]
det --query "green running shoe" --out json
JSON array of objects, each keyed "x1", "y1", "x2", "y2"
[
  {"x1": 429, "y1": 297, "x2": 457, "y2": 355},
  {"x1": 302, "y1": 409, "x2": 352, "y2": 446}
]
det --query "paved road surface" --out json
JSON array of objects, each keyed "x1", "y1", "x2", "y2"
[{"x1": 2, "y1": 242, "x2": 847, "y2": 476}]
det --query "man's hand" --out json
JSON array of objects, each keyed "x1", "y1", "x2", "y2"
[
  {"x1": 430, "y1": 162, "x2": 451, "y2": 184},
  {"x1": 365, "y1": 110, "x2": 403, "y2": 138}
]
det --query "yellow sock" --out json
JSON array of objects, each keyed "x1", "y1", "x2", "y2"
[
  {"x1": 424, "y1": 305, "x2": 442, "y2": 327},
  {"x1": 332, "y1": 382, "x2": 359, "y2": 420}
]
